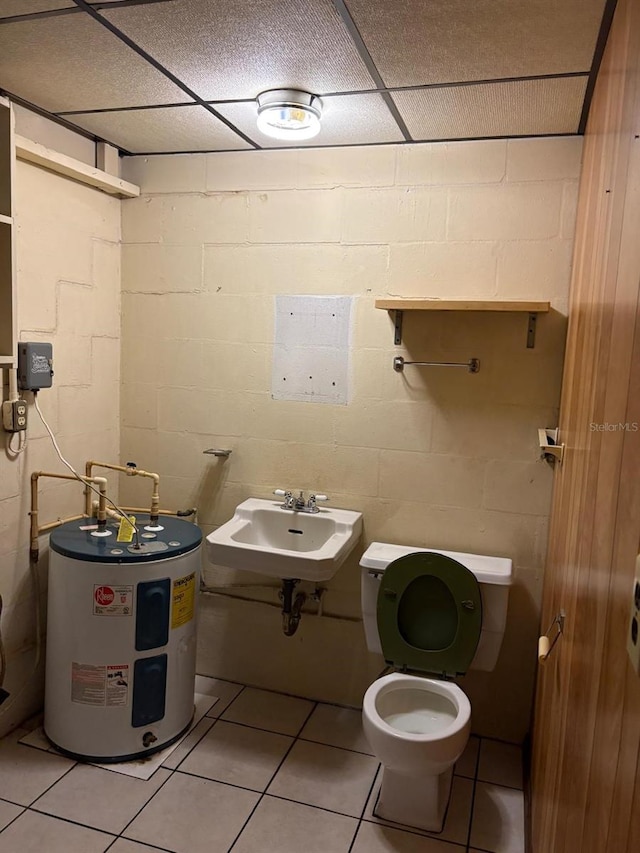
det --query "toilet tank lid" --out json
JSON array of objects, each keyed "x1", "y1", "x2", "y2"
[{"x1": 360, "y1": 542, "x2": 512, "y2": 585}]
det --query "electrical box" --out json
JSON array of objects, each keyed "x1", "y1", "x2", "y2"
[
  {"x1": 627, "y1": 555, "x2": 640, "y2": 675},
  {"x1": 18, "y1": 341, "x2": 53, "y2": 391},
  {"x1": 2, "y1": 398, "x2": 27, "y2": 432}
]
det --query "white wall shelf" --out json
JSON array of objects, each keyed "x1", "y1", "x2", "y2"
[
  {"x1": 374, "y1": 298, "x2": 551, "y2": 348},
  {"x1": 15, "y1": 135, "x2": 139, "y2": 199}
]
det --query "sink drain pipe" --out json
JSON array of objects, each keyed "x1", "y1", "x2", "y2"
[{"x1": 279, "y1": 579, "x2": 306, "y2": 636}]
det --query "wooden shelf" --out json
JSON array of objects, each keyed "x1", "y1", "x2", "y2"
[
  {"x1": 375, "y1": 299, "x2": 550, "y2": 313},
  {"x1": 15, "y1": 135, "x2": 139, "y2": 199},
  {"x1": 375, "y1": 299, "x2": 551, "y2": 348}
]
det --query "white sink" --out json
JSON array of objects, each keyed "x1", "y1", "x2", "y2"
[{"x1": 205, "y1": 498, "x2": 363, "y2": 581}]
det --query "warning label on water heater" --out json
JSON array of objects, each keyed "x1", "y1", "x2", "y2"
[
  {"x1": 93, "y1": 584, "x2": 133, "y2": 616},
  {"x1": 71, "y1": 662, "x2": 129, "y2": 707},
  {"x1": 171, "y1": 571, "x2": 196, "y2": 629}
]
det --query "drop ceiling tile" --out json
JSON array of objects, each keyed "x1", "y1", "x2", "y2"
[
  {"x1": 0, "y1": 14, "x2": 186, "y2": 111},
  {"x1": 347, "y1": 0, "x2": 606, "y2": 86},
  {"x1": 0, "y1": 1, "x2": 133, "y2": 20},
  {"x1": 393, "y1": 76, "x2": 588, "y2": 141},
  {"x1": 104, "y1": 0, "x2": 375, "y2": 100},
  {"x1": 0, "y1": 1, "x2": 73, "y2": 17},
  {"x1": 216, "y1": 93, "x2": 403, "y2": 149},
  {"x1": 69, "y1": 105, "x2": 253, "y2": 153}
]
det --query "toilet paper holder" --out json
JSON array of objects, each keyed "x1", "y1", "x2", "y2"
[
  {"x1": 539, "y1": 428, "x2": 564, "y2": 465},
  {"x1": 538, "y1": 610, "x2": 565, "y2": 662}
]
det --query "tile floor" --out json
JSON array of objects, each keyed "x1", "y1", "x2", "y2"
[{"x1": 0, "y1": 676, "x2": 526, "y2": 853}]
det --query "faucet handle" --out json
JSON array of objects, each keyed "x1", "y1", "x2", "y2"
[
  {"x1": 307, "y1": 494, "x2": 329, "y2": 511},
  {"x1": 274, "y1": 489, "x2": 295, "y2": 509}
]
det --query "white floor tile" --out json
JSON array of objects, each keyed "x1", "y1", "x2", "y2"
[
  {"x1": 221, "y1": 687, "x2": 314, "y2": 736},
  {"x1": 455, "y1": 735, "x2": 480, "y2": 778},
  {"x1": 124, "y1": 772, "x2": 259, "y2": 853},
  {"x1": 267, "y1": 740, "x2": 378, "y2": 817},
  {"x1": 232, "y1": 795, "x2": 358, "y2": 853},
  {"x1": 0, "y1": 810, "x2": 113, "y2": 852},
  {"x1": 352, "y1": 821, "x2": 465, "y2": 852},
  {"x1": 200, "y1": 677, "x2": 244, "y2": 717},
  {"x1": 0, "y1": 799, "x2": 23, "y2": 831},
  {"x1": 0, "y1": 682, "x2": 526, "y2": 853},
  {"x1": 477, "y1": 740, "x2": 523, "y2": 789},
  {"x1": 19, "y1": 693, "x2": 218, "y2": 781},
  {"x1": 162, "y1": 716, "x2": 215, "y2": 770},
  {"x1": 300, "y1": 704, "x2": 374, "y2": 755},
  {"x1": 194, "y1": 674, "x2": 222, "y2": 696},
  {"x1": 109, "y1": 841, "x2": 169, "y2": 853},
  {"x1": 438, "y1": 775, "x2": 473, "y2": 845},
  {"x1": 18, "y1": 727, "x2": 57, "y2": 754},
  {"x1": 364, "y1": 769, "x2": 473, "y2": 846},
  {"x1": 0, "y1": 730, "x2": 75, "y2": 806},
  {"x1": 179, "y1": 720, "x2": 292, "y2": 790},
  {"x1": 32, "y1": 764, "x2": 171, "y2": 834},
  {"x1": 470, "y1": 781, "x2": 525, "y2": 853}
]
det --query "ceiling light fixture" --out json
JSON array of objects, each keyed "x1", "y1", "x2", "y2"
[{"x1": 256, "y1": 89, "x2": 322, "y2": 141}]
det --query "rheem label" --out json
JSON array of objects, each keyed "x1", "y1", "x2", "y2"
[{"x1": 93, "y1": 584, "x2": 133, "y2": 616}]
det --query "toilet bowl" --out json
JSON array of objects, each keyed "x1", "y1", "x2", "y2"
[
  {"x1": 360, "y1": 543, "x2": 512, "y2": 832},
  {"x1": 363, "y1": 673, "x2": 471, "y2": 776},
  {"x1": 363, "y1": 674, "x2": 471, "y2": 830}
]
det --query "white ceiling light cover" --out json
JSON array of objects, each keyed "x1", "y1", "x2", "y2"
[
  {"x1": 218, "y1": 93, "x2": 404, "y2": 149},
  {"x1": 256, "y1": 90, "x2": 322, "y2": 141}
]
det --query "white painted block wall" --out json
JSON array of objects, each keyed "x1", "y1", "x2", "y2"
[
  {"x1": 0, "y1": 162, "x2": 121, "y2": 737},
  {"x1": 120, "y1": 137, "x2": 582, "y2": 742}
]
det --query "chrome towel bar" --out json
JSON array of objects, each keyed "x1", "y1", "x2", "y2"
[{"x1": 393, "y1": 356, "x2": 480, "y2": 374}]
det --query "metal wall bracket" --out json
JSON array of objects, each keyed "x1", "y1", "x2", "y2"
[
  {"x1": 394, "y1": 310, "x2": 403, "y2": 345},
  {"x1": 389, "y1": 307, "x2": 543, "y2": 348}
]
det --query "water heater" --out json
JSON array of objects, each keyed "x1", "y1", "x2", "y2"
[{"x1": 44, "y1": 515, "x2": 201, "y2": 762}]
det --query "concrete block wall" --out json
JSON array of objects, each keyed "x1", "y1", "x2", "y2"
[
  {"x1": 117, "y1": 136, "x2": 582, "y2": 743},
  {"x1": 0, "y1": 161, "x2": 121, "y2": 737}
]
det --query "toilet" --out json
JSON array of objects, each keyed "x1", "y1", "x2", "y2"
[{"x1": 360, "y1": 542, "x2": 512, "y2": 832}]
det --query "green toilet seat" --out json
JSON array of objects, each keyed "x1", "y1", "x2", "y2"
[{"x1": 377, "y1": 552, "x2": 483, "y2": 679}]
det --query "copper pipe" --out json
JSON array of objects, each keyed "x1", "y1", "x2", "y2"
[
  {"x1": 95, "y1": 503, "x2": 194, "y2": 519},
  {"x1": 38, "y1": 514, "x2": 85, "y2": 534},
  {"x1": 30, "y1": 471, "x2": 108, "y2": 562},
  {"x1": 86, "y1": 461, "x2": 161, "y2": 522}
]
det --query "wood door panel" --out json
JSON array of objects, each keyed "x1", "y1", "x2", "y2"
[{"x1": 531, "y1": 0, "x2": 640, "y2": 850}]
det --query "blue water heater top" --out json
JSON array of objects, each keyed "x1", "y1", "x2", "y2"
[{"x1": 49, "y1": 514, "x2": 202, "y2": 563}]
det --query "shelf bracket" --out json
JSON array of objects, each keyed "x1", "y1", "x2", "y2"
[
  {"x1": 393, "y1": 310, "x2": 403, "y2": 345},
  {"x1": 387, "y1": 305, "x2": 544, "y2": 349}
]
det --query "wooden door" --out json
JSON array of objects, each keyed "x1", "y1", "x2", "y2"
[{"x1": 530, "y1": 0, "x2": 640, "y2": 851}]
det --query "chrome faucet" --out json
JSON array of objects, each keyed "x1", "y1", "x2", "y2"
[{"x1": 273, "y1": 489, "x2": 329, "y2": 513}]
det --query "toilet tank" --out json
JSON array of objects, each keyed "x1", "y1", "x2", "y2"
[{"x1": 360, "y1": 542, "x2": 512, "y2": 672}]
